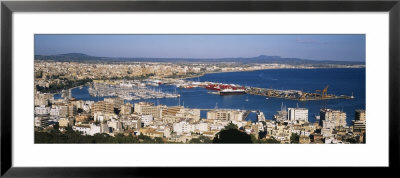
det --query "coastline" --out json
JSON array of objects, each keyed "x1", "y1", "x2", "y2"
[
  {"x1": 51, "y1": 67, "x2": 365, "y2": 127},
  {"x1": 176, "y1": 65, "x2": 366, "y2": 81},
  {"x1": 49, "y1": 66, "x2": 365, "y2": 95}
]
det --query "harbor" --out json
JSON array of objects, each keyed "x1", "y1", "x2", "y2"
[
  {"x1": 66, "y1": 79, "x2": 355, "y2": 101},
  {"x1": 53, "y1": 68, "x2": 365, "y2": 125},
  {"x1": 153, "y1": 78, "x2": 355, "y2": 101},
  {"x1": 87, "y1": 80, "x2": 180, "y2": 100}
]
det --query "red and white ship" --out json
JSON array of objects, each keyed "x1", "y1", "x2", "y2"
[
  {"x1": 206, "y1": 83, "x2": 246, "y2": 91},
  {"x1": 219, "y1": 88, "x2": 246, "y2": 95},
  {"x1": 205, "y1": 84, "x2": 220, "y2": 90}
]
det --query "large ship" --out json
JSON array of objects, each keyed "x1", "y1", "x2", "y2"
[
  {"x1": 219, "y1": 88, "x2": 246, "y2": 95},
  {"x1": 206, "y1": 84, "x2": 220, "y2": 90}
]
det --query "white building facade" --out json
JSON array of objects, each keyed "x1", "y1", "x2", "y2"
[
  {"x1": 288, "y1": 108, "x2": 308, "y2": 122},
  {"x1": 35, "y1": 105, "x2": 51, "y2": 115}
]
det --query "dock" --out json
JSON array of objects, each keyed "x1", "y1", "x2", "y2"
[
  {"x1": 151, "y1": 78, "x2": 355, "y2": 101},
  {"x1": 245, "y1": 86, "x2": 354, "y2": 101}
]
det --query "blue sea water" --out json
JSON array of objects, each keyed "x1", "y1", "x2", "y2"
[{"x1": 55, "y1": 68, "x2": 365, "y2": 125}]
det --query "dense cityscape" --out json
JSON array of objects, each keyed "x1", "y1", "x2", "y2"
[{"x1": 34, "y1": 60, "x2": 366, "y2": 144}]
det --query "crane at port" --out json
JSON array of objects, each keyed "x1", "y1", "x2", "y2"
[
  {"x1": 315, "y1": 85, "x2": 329, "y2": 98},
  {"x1": 322, "y1": 85, "x2": 329, "y2": 98}
]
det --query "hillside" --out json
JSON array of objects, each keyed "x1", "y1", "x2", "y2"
[{"x1": 34, "y1": 53, "x2": 365, "y2": 66}]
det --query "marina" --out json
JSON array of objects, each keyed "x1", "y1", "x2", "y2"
[
  {"x1": 55, "y1": 68, "x2": 365, "y2": 124},
  {"x1": 87, "y1": 80, "x2": 180, "y2": 100}
]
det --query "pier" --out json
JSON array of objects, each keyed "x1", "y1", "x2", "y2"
[
  {"x1": 165, "y1": 78, "x2": 355, "y2": 101},
  {"x1": 246, "y1": 85, "x2": 354, "y2": 101}
]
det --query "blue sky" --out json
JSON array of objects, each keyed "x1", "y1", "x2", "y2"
[{"x1": 34, "y1": 34, "x2": 365, "y2": 61}]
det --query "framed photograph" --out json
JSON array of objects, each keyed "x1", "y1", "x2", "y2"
[{"x1": 1, "y1": 0, "x2": 399, "y2": 177}]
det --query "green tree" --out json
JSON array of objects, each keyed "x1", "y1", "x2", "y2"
[
  {"x1": 264, "y1": 137, "x2": 281, "y2": 143},
  {"x1": 52, "y1": 122, "x2": 59, "y2": 131},
  {"x1": 363, "y1": 132, "x2": 366, "y2": 143},
  {"x1": 346, "y1": 137, "x2": 359, "y2": 143},
  {"x1": 224, "y1": 123, "x2": 238, "y2": 130},
  {"x1": 154, "y1": 137, "x2": 164, "y2": 143},
  {"x1": 213, "y1": 124, "x2": 252, "y2": 143},
  {"x1": 189, "y1": 136, "x2": 212, "y2": 143},
  {"x1": 290, "y1": 133, "x2": 300, "y2": 144},
  {"x1": 250, "y1": 134, "x2": 259, "y2": 143}
]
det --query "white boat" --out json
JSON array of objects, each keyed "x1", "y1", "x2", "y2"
[{"x1": 219, "y1": 88, "x2": 246, "y2": 95}]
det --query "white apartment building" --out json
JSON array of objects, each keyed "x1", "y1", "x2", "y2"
[
  {"x1": 35, "y1": 105, "x2": 50, "y2": 115},
  {"x1": 134, "y1": 102, "x2": 162, "y2": 119},
  {"x1": 207, "y1": 109, "x2": 244, "y2": 122},
  {"x1": 50, "y1": 107, "x2": 60, "y2": 116},
  {"x1": 173, "y1": 121, "x2": 196, "y2": 135},
  {"x1": 120, "y1": 103, "x2": 133, "y2": 115},
  {"x1": 72, "y1": 124, "x2": 100, "y2": 136},
  {"x1": 93, "y1": 112, "x2": 117, "y2": 122},
  {"x1": 320, "y1": 109, "x2": 347, "y2": 128},
  {"x1": 140, "y1": 115, "x2": 154, "y2": 127},
  {"x1": 288, "y1": 108, "x2": 308, "y2": 122},
  {"x1": 176, "y1": 108, "x2": 201, "y2": 121},
  {"x1": 72, "y1": 125, "x2": 91, "y2": 135},
  {"x1": 194, "y1": 122, "x2": 208, "y2": 133},
  {"x1": 89, "y1": 124, "x2": 101, "y2": 136},
  {"x1": 172, "y1": 120, "x2": 208, "y2": 135},
  {"x1": 107, "y1": 119, "x2": 123, "y2": 132},
  {"x1": 104, "y1": 97, "x2": 124, "y2": 109}
]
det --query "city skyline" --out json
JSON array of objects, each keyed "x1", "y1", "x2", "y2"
[
  {"x1": 34, "y1": 34, "x2": 366, "y2": 61},
  {"x1": 34, "y1": 60, "x2": 366, "y2": 144},
  {"x1": 34, "y1": 34, "x2": 366, "y2": 144}
]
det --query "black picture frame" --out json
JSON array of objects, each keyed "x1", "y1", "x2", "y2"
[{"x1": 1, "y1": 0, "x2": 399, "y2": 177}]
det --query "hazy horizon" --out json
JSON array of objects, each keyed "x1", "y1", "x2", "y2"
[{"x1": 35, "y1": 34, "x2": 366, "y2": 62}]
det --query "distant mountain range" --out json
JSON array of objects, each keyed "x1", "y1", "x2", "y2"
[{"x1": 34, "y1": 53, "x2": 365, "y2": 65}]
